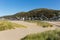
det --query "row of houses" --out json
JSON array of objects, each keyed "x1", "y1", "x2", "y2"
[
  {"x1": 0, "y1": 12, "x2": 60, "y2": 21},
  {"x1": 0, "y1": 15, "x2": 60, "y2": 21},
  {"x1": 15, "y1": 14, "x2": 60, "y2": 21}
]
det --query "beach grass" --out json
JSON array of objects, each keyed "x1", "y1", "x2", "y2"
[
  {"x1": 21, "y1": 29, "x2": 60, "y2": 40},
  {"x1": 0, "y1": 20, "x2": 26, "y2": 31}
]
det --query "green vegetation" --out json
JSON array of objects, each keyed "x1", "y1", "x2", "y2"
[
  {"x1": 26, "y1": 20, "x2": 53, "y2": 27},
  {"x1": 21, "y1": 30, "x2": 60, "y2": 40},
  {"x1": 0, "y1": 20, "x2": 26, "y2": 31},
  {"x1": 1, "y1": 8, "x2": 60, "y2": 20}
]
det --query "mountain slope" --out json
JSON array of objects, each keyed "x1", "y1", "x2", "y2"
[{"x1": 1, "y1": 8, "x2": 60, "y2": 20}]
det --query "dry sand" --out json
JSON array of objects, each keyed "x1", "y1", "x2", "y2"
[{"x1": 0, "y1": 21, "x2": 59, "y2": 40}]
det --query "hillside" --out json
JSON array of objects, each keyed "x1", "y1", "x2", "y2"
[{"x1": 1, "y1": 8, "x2": 60, "y2": 20}]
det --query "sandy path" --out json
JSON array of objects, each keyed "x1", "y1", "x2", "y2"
[{"x1": 0, "y1": 21, "x2": 58, "y2": 40}]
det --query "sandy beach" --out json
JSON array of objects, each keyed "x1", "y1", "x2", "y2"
[{"x1": 0, "y1": 21, "x2": 59, "y2": 40}]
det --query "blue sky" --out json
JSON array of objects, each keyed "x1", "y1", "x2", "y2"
[{"x1": 0, "y1": 0, "x2": 60, "y2": 16}]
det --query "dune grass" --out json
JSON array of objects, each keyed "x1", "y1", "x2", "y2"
[
  {"x1": 21, "y1": 29, "x2": 60, "y2": 40},
  {"x1": 26, "y1": 20, "x2": 53, "y2": 27},
  {"x1": 0, "y1": 20, "x2": 26, "y2": 31}
]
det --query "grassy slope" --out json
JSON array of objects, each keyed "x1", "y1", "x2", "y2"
[
  {"x1": 0, "y1": 20, "x2": 26, "y2": 31},
  {"x1": 21, "y1": 29, "x2": 60, "y2": 40}
]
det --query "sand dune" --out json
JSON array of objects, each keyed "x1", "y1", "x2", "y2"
[{"x1": 0, "y1": 21, "x2": 59, "y2": 40}]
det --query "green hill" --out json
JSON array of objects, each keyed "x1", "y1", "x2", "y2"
[{"x1": 1, "y1": 8, "x2": 60, "y2": 20}]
